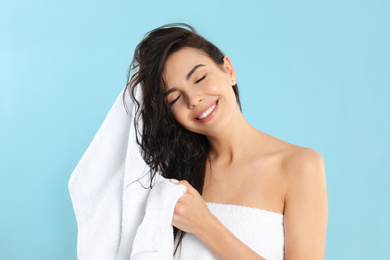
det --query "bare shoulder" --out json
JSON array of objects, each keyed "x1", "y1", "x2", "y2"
[
  {"x1": 254, "y1": 131, "x2": 326, "y2": 192},
  {"x1": 259, "y1": 132, "x2": 324, "y2": 168},
  {"x1": 284, "y1": 147, "x2": 325, "y2": 175},
  {"x1": 280, "y1": 145, "x2": 327, "y2": 199}
]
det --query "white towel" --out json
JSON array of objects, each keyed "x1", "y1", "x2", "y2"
[
  {"x1": 68, "y1": 86, "x2": 185, "y2": 260},
  {"x1": 131, "y1": 176, "x2": 186, "y2": 260}
]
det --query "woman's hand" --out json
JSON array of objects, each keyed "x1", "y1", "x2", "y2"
[
  {"x1": 170, "y1": 179, "x2": 265, "y2": 260},
  {"x1": 170, "y1": 179, "x2": 215, "y2": 237}
]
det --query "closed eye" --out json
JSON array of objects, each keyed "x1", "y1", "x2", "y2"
[
  {"x1": 170, "y1": 95, "x2": 181, "y2": 106},
  {"x1": 195, "y1": 75, "x2": 206, "y2": 84}
]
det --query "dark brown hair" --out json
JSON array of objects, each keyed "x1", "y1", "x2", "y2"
[{"x1": 123, "y1": 23, "x2": 241, "y2": 256}]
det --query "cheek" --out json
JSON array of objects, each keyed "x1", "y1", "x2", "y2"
[
  {"x1": 171, "y1": 109, "x2": 197, "y2": 132},
  {"x1": 171, "y1": 108, "x2": 186, "y2": 125},
  {"x1": 206, "y1": 79, "x2": 222, "y2": 93},
  {"x1": 208, "y1": 76, "x2": 231, "y2": 94}
]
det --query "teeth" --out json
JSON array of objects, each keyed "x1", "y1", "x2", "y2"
[{"x1": 197, "y1": 103, "x2": 217, "y2": 119}]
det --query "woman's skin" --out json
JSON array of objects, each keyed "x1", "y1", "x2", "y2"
[{"x1": 164, "y1": 47, "x2": 328, "y2": 260}]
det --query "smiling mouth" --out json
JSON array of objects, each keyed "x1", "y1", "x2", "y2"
[{"x1": 196, "y1": 100, "x2": 218, "y2": 120}]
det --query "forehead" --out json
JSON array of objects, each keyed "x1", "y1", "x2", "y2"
[{"x1": 164, "y1": 47, "x2": 211, "y2": 82}]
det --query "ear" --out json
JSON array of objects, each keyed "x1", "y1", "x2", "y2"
[{"x1": 223, "y1": 56, "x2": 237, "y2": 85}]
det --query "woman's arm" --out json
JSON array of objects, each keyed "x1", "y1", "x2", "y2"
[
  {"x1": 283, "y1": 148, "x2": 328, "y2": 260},
  {"x1": 171, "y1": 179, "x2": 265, "y2": 260}
]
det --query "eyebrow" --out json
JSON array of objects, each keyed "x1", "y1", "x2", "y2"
[
  {"x1": 164, "y1": 64, "x2": 206, "y2": 97},
  {"x1": 164, "y1": 88, "x2": 177, "y2": 97},
  {"x1": 186, "y1": 64, "x2": 205, "y2": 80}
]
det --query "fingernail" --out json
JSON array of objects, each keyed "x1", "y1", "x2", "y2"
[{"x1": 170, "y1": 179, "x2": 179, "y2": 184}]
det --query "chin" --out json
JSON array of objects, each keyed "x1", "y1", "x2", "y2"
[
  {"x1": 183, "y1": 108, "x2": 235, "y2": 136},
  {"x1": 197, "y1": 120, "x2": 231, "y2": 137}
]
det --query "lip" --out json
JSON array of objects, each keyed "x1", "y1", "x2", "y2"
[{"x1": 194, "y1": 99, "x2": 219, "y2": 123}]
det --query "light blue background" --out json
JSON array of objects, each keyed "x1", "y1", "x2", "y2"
[{"x1": 1, "y1": 0, "x2": 389, "y2": 259}]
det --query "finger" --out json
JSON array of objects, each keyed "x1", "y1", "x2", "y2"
[
  {"x1": 171, "y1": 179, "x2": 200, "y2": 196},
  {"x1": 176, "y1": 192, "x2": 194, "y2": 205},
  {"x1": 169, "y1": 179, "x2": 188, "y2": 193}
]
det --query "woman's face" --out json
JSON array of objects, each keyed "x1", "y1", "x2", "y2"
[{"x1": 163, "y1": 47, "x2": 238, "y2": 137}]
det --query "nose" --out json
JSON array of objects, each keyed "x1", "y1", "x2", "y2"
[{"x1": 187, "y1": 91, "x2": 204, "y2": 108}]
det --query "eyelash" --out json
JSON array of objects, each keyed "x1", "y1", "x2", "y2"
[
  {"x1": 170, "y1": 95, "x2": 180, "y2": 106},
  {"x1": 195, "y1": 75, "x2": 207, "y2": 84},
  {"x1": 169, "y1": 75, "x2": 207, "y2": 106}
]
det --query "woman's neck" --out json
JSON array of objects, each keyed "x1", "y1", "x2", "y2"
[{"x1": 206, "y1": 112, "x2": 261, "y2": 166}]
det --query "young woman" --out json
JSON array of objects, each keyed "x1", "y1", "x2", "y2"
[{"x1": 125, "y1": 23, "x2": 328, "y2": 260}]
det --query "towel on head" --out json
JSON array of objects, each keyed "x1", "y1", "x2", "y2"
[{"x1": 68, "y1": 86, "x2": 185, "y2": 260}]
